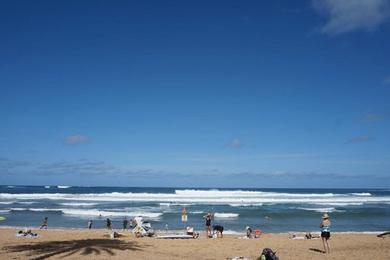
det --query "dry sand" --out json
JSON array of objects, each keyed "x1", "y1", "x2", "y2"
[{"x1": 0, "y1": 228, "x2": 389, "y2": 259}]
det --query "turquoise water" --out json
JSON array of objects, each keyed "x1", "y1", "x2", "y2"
[{"x1": 0, "y1": 186, "x2": 389, "y2": 233}]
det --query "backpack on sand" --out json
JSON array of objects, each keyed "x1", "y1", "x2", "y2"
[{"x1": 260, "y1": 248, "x2": 279, "y2": 260}]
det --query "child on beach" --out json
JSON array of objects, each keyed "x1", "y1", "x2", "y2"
[
  {"x1": 320, "y1": 213, "x2": 331, "y2": 254},
  {"x1": 39, "y1": 217, "x2": 48, "y2": 229}
]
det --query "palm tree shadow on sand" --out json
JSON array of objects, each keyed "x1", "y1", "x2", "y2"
[
  {"x1": 4, "y1": 239, "x2": 145, "y2": 260},
  {"x1": 309, "y1": 248, "x2": 325, "y2": 254}
]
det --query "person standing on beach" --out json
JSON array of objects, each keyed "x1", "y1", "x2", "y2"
[
  {"x1": 106, "y1": 218, "x2": 112, "y2": 230},
  {"x1": 87, "y1": 220, "x2": 93, "y2": 229},
  {"x1": 39, "y1": 217, "x2": 48, "y2": 229},
  {"x1": 203, "y1": 213, "x2": 212, "y2": 238},
  {"x1": 320, "y1": 213, "x2": 331, "y2": 254},
  {"x1": 123, "y1": 217, "x2": 128, "y2": 230}
]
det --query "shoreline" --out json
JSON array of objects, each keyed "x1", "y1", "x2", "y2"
[{"x1": 0, "y1": 225, "x2": 386, "y2": 235}]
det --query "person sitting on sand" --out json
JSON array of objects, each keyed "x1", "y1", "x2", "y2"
[
  {"x1": 212, "y1": 225, "x2": 224, "y2": 238},
  {"x1": 186, "y1": 226, "x2": 199, "y2": 238},
  {"x1": 246, "y1": 226, "x2": 253, "y2": 238},
  {"x1": 40, "y1": 217, "x2": 48, "y2": 229},
  {"x1": 320, "y1": 213, "x2": 331, "y2": 254},
  {"x1": 17, "y1": 229, "x2": 38, "y2": 237},
  {"x1": 305, "y1": 232, "x2": 319, "y2": 239},
  {"x1": 203, "y1": 213, "x2": 213, "y2": 238}
]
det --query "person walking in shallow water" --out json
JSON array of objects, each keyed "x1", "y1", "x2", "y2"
[
  {"x1": 106, "y1": 218, "x2": 112, "y2": 230},
  {"x1": 320, "y1": 213, "x2": 331, "y2": 254}
]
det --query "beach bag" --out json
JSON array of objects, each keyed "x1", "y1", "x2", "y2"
[{"x1": 260, "y1": 248, "x2": 279, "y2": 260}]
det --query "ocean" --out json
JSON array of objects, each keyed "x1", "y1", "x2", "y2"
[{"x1": 0, "y1": 186, "x2": 389, "y2": 233}]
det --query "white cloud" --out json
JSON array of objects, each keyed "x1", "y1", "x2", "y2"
[
  {"x1": 313, "y1": 0, "x2": 390, "y2": 35},
  {"x1": 345, "y1": 135, "x2": 373, "y2": 144},
  {"x1": 361, "y1": 113, "x2": 385, "y2": 122},
  {"x1": 64, "y1": 135, "x2": 89, "y2": 145},
  {"x1": 228, "y1": 138, "x2": 243, "y2": 149},
  {"x1": 383, "y1": 76, "x2": 390, "y2": 85}
]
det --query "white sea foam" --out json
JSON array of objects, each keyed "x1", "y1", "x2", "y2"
[
  {"x1": 159, "y1": 203, "x2": 171, "y2": 207},
  {"x1": 229, "y1": 203, "x2": 263, "y2": 207},
  {"x1": 0, "y1": 201, "x2": 15, "y2": 205},
  {"x1": 60, "y1": 202, "x2": 98, "y2": 207},
  {"x1": 0, "y1": 190, "x2": 388, "y2": 205},
  {"x1": 214, "y1": 213, "x2": 239, "y2": 218},
  {"x1": 61, "y1": 209, "x2": 162, "y2": 218},
  {"x1": 18, "y1": 202, "x2": 36, "y2": 205},
  {"x1": 175, "y1": 189, "x2": 337, "y2": 198},
  {"x1": 350, "y1": 193, "x2": 371, "y2": 196},
  {"x1": 45, "y1": 186, "x2": 51, "y2": 189},
  {"x1": 57, "y1": 186, "x2": 71, "y2": 189},
  {"x1": 0, "y1": 209, "x2": 10, "y2": 213},
  {"x1": 314, "y1": 202, "x2": 364, "y2": 206},
  {"x1": 296, "y1": 207, "x2": 345, "y2": 213},
  {"x1": 9, "y1": 207, "x2": 162, "y2": 218},
  {"x1": 191, "y1": 211, "x2": 204, "y2": 214}
]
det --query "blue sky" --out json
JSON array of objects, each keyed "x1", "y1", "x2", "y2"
[{"x1": 0, "y1": 0, "x2": 390, "y2": 188}]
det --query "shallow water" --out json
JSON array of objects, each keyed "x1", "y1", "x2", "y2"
[{"x1": 0, "y1": 186, "x2": 389, "y2": 232}]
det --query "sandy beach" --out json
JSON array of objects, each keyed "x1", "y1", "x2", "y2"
[{"x1": 0, "y1": 228, "x2": 389, "y2": 259}]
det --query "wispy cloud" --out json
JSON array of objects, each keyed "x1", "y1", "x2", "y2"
[
  {"x1": 0, "y1": 157, "x2": 29, "y2": 170},
  {"x1": 64, "y1": 135, "x2": 89, "y2": 145},
  {"x1": 228, "y1": 138, "x2": 243, "y2": 149},
  {"x1": 345, "y1": 135, "x2": 373, "y2": 144},
  {"x1": 361, "y1": 113, "x2": 385, "y2": 122},
  {"x1": 383, "y1": 76, "x2": 390, "y2": 85},
  {"x1": 36, "y1": 159, "x2": 159, "y2": 177},
  {"x1": 312, "y1": 0, "x2": 390, "y2": 35}
]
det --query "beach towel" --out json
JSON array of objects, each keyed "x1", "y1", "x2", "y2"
[
  {"x1": 16, "y1": 233, "x2": 38, "y2": 238},
  {"x1": 155, "y1": 234, "x2": 197, "y2": 239}
]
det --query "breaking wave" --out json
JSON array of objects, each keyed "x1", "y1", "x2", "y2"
[
  {"x1": 214, "y1": 213, "x2": 239, "y2": 218},
  {"x1": 0, "y1": 189, "x2": 388, "y2": 206},
  {"x1": 8, "y1": 208, "x2": 162, "y2": 218},
  {"x1": 59, "y1": 202, "x2": 98, "y2": 207},
  {"x1": 296, "y1": 207, "x2": 345, "y2": 213}
]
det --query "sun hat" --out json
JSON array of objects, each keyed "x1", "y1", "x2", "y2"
[
  {"x1": 322, "y1": 213, "x2": 329, "y2": 219},
  {"x1": 246, "y1": 226, "x2": 250, "y2": 230}
]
